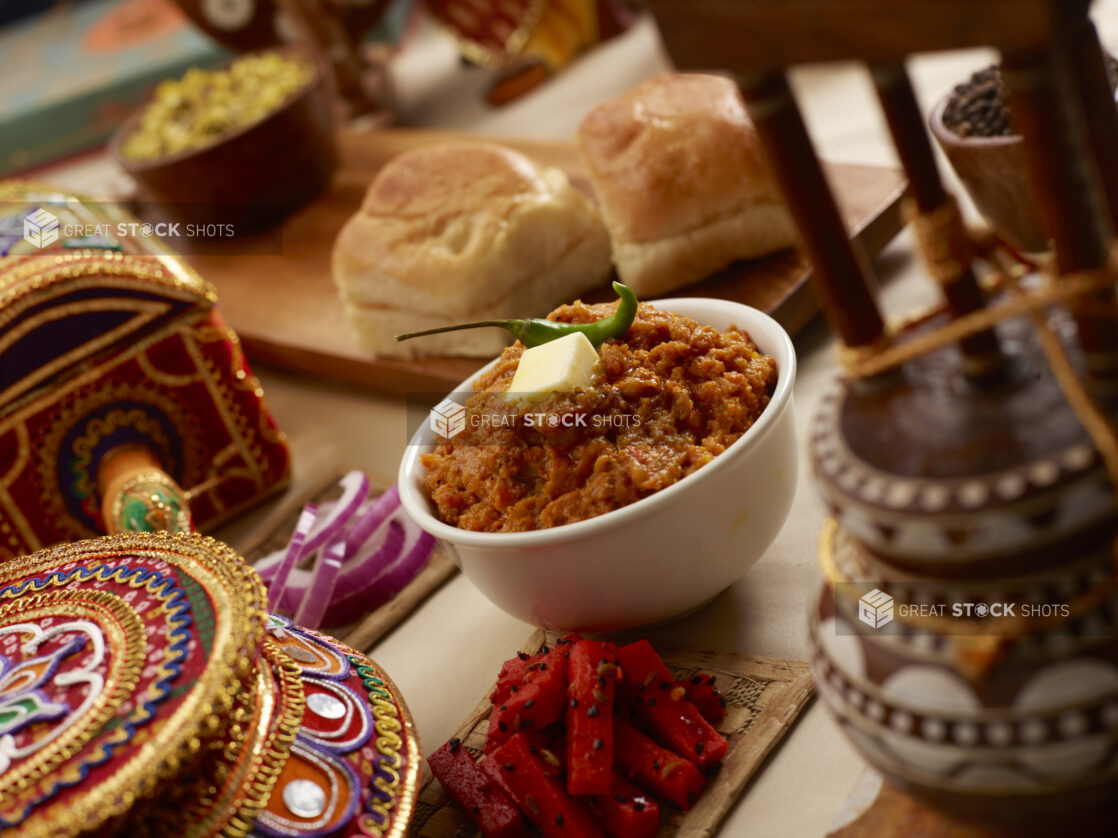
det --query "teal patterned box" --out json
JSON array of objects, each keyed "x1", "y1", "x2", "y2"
[{"x1": 0, "y1": 0, "x2": 229, "y2": 175}]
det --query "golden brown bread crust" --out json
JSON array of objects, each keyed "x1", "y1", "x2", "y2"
[
  {"x1": 332, "y1": 141, "x2": 611, "y2": 358},
  {"x1": 577, "y1": 73, "x2": 796, "y2": 294},
  {"x1": 359, "y1": 142, "x2": 548, "y2": 219}
]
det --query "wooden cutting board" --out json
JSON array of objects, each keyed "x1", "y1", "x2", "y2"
[
  {"x1": 188, "y1": 128, "x2": 907, "y2": 395},
  {"x1": 409, "y1": 630, "x2": 815, "y2": 838}
]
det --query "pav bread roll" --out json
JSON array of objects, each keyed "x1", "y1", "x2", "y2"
[
  {"x1": 576, "y1": 73, "x2": 797, "y2": 296},
  {"x1": 332, "y1": 141, "x2": 611, "y2": 359}
]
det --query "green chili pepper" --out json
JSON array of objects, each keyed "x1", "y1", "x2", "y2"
[{"x1": 395, "y1": 281, "x2": 638, "y2": 348}]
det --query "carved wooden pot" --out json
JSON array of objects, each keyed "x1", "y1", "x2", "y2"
[{"x1": 808, "y1": 309, "x2": 1118, "y2": 821}]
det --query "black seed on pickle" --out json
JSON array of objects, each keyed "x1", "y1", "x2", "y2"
[
  {"x1": 504, "y1": 763, "x2": 515, "y2": 771},
  {"x1": 593, "y1": 738, "x2": 604, "y2": 750},
  {"x1": 556, "y1": 814, "x2": 565, "y2": 826},
  {"x1": 570, "y1": 698, "x2": 579, "y2": 708},
  {"x1": 498, "y1": 721, "x2": 508, "y2": 733},
  {"x1": 525, "y1": 698, "x2": 535, "y2": 709},
  {"x1": 587, "y1": 705, "x2": 600, "y2": 718},
  {"x1": 449, "y1": 738, "x2": 461, "y2": 753}
]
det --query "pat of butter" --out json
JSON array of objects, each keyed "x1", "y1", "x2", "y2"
[{"x1": 507, "y1": 332, "x2": 600, "y2": 402}]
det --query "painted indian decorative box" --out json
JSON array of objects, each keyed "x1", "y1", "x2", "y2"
[
  {"x1": 0, "y1": 180, "x2": 291, "y2": 558},
  {"x1": 0, "y1": 531, "x2": 420, "y2": 836}
]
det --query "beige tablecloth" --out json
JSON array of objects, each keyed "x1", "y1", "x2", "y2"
[{"x1": 37, "y1": 5, "x2": 1118, "y2": 834}]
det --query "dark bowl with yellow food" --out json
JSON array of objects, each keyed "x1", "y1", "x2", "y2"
[{"x1": 110, "y1": 46, "x2": 337, "y2": 234}]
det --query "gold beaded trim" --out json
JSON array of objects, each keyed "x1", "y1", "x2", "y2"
[
  {"x1": 223, "y1": 639, "x2": 306, "y2": 838},
  {"x1": 0, "y1": 254, "x2": 216, "y2": 328},
  {"x1": 346, "y1": 649, "x2": 421, "y2": 838},
  {"x1": 174, "y1": 638, "x2": 306, "y2": 838}
]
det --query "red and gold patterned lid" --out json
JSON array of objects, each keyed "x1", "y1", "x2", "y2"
[
  {"x1": 0, "y1": 531, "x2": 268, "y2": 836},
  {"x1": 247, "y1": 614, "x2": 421, "y2": 838},
  {"x1": 130, "y1": 634, "x2": 303, "y2": 838}
]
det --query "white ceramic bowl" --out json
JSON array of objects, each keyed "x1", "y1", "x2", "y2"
[{"x1": 398, "y1": 297, "x2": 799, "y2": 631}]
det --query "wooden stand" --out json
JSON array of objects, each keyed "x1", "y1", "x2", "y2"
[
  {"x1": 647, "y1": 0, "x2": 1118, "y2": 379},
  {"x1": 646, "y1": 0, "x2": 1118, "y2": 827}
]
